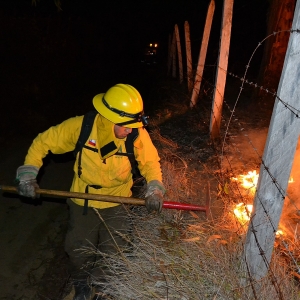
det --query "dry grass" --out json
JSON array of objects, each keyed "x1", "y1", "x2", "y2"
[
  {"x1": 75, "y1": 127, "x2": 300, "y2": 300},
  {"x1": 74, "y1": 83, "x2": 300, "y2": 299}
]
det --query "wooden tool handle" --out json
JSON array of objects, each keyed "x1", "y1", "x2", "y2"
[{"x1": 0, "y1": 185, "x2": 145, "y2": 206}]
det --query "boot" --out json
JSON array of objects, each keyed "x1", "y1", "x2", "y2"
[{"x1": 73, "y1": 282, "x2": 92, "y2": 300}]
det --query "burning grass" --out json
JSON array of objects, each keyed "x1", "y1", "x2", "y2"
[
  {"x1": 64, "y1": 82, "x2": 300, "y2": 299},
  {"x1": 72, "y1": 127, "x2": 300, "y2": 299}
]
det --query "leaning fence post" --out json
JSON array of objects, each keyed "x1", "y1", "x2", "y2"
[
  {"x1": 209, "y1": 0, "x2": 234, "y2": 138},
  {"x1": 175, "y1": 24, "x2": 183, "y2": 83},
  {"x1": 184, "y1": 21, "x2": 193, "y2": 92},
  {"x1": 243, "y1": 0, "x2": 300, "y2": 288},
  {"x1": 190, "y1": 0, "x2": 215, "y2": 108}
]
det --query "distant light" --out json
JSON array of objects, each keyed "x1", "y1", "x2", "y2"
[
  {"x1": 154, "y1": 43, "x2": 158, "y2": 47},
  {"x1": 149, "y1": 43, "x2": 152, "y2": 47}
]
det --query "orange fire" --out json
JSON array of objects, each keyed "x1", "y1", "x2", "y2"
[
  {"x1": 233, "y1": 203, "x2": 285, "y2": 237},
  {"x1": 276, "y1": 230, "x2": 284, "y2": 237},
  {"x1": 232, "y1": 170, "x2": 294, "y2": 236},
  {"x1": 289, "y1": 177, "x2": 294, "y2": 183},
  {"x1": 231, "y1": 170, "x2": 259, "y2": 194},
  {"x1": 233, "y1": 203, "x2": 253, "y2": 225},
  {"x1": 232, "y1": 170, "x2": 294, "y2": 194}
]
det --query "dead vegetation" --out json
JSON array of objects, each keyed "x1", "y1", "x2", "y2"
[{"x1": 70, "y1": 82, "x2": 300, "y2": 300}]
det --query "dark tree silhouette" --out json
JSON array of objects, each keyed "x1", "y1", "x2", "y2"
[{"x1": 255, "y1": 0, "x2": 296, "y2": 113}]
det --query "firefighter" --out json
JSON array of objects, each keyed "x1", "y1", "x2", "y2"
[{"x1": 15, "y1": 84, "x2": 165, "y2": 300}]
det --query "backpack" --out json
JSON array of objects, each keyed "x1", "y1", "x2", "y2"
[{"x1": 74, "y1": 110, "x2": 143, "y2": 182}]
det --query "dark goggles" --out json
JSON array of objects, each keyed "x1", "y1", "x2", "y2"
[{"x1": 102, "y1": 97, "x2": 148, "y2": 126}]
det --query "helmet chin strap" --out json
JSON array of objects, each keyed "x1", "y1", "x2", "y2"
[{"x1": 102, "y1": 97, "x2": 148, "y2": 126}]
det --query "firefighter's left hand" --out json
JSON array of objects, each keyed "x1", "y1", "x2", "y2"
[
  {"x1": 16, "y1": 165, "x2": 40, "y2": 199},
  {"x1": 145, "y1": 180, "x2": 165, "y2": 213}
]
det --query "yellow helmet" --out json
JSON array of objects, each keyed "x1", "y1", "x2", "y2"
[{"x1": 92, "y1": 84, "x2": 148, "y2": 128}]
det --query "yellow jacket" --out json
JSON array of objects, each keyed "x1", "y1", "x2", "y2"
[{"x1": 24, "y1": 114, "x2": 163, "y2": 209}]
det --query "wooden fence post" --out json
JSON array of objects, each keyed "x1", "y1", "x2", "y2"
[
  {"x1": 209, "y1": 0, "x2": 234, "y2": 138},
  {"x1": 175, "y1": 24, "x2": 183, "y2": 83},
  {"x1": 243, "y1": 0, "x2": 300, "y2": 284},
  {"x1": 184, "y1": 21, "x2": 193, "y2": 92},
  {"x1": 190, "y1": 0, "x2": 215, "y2": 108}
]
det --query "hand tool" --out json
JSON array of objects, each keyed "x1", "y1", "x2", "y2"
[{"x1": 0, "y1": 185, "x2": 211, "y2": 217}]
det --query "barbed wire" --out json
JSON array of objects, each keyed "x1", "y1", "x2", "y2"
[
  {"x1": 168, "y1": 25, "x2": 300, "y2": 298},
  {"x1": 189, "y1": 94, "x2": 299, "y2": 299},
  {"x1": 179, "y1": 68, "x2": 300, "y2": 295},
  {"x1": 228, "y1": 72, "x2": 300, "y2": 118},
  {"x1": 225, "y1": 28, "x2": 300, "y2": 289},
  {"x1": 222, "y1": 28, "x2": 300, "y2": 157},
  {"x1": 220, "y1": 82, "x2": 300, "y2": 289}
]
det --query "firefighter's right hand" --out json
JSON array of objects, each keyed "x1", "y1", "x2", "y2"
[
  {"x1": 16, "y1": 165, "x2": 40, "y2": 198},
  {"x1": 145, "y1": 192, "x2": 163, "y2": 213},
  {"x1": 145, "y1": 180, "x2": 165, "y2": 213}
]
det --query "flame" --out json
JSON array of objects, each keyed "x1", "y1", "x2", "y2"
[
  {"x1": 233, "y1": 203, "x2": 253, "y2": 224},
  {"x1": 233, "y1": 203, "x2": 285, "y2": 237},
  {"x1": 276, "y1": 230, "x2": 284, "y2": 237},
  {"x1": 232, "y1": 170, "x2": 294, "y2": 194},
  {"x1": 231, "y1": 170, "x2": 258, "y2": 194},
  {"x1": 240, "y1": 170, "x2": 259, "y2": 190},
  {"x1": 231, "y1": 170, "x2": 294, "y2": 238}
]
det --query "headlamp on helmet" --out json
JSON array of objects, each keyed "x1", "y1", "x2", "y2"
[{"x1": 102, "y1": 97, "x2": 148, "y2": 126}]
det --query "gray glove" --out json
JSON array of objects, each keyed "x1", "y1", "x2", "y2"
[
  {"x1": 145, "y1": 180, "x2": 166, "y2": 213},
  {"x1": 16, "y1": 165, "x2": 40, "y2": 198}
]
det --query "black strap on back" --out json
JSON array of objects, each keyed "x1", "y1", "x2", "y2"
[
  {"x1": 74, "y1": 110, "x2": 98, "y2": 177},
  {"x1": 124, "y1": 128, "x2": 141, "y2": 179},
  {"x1": 74, "y1": 110, "x2": 98, "y2": 158}
]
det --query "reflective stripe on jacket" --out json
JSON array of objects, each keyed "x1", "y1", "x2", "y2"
[{"x1": 24, "y1": 114, "x2": 163, "y2": 209}]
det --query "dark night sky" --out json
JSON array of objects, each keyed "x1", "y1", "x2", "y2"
[
  {"x1": 0, "y1": 0, "x2": 269, "y2": 61},
  {"x1": 0, "y1": 0, "x2": 269, "y2": 134}
]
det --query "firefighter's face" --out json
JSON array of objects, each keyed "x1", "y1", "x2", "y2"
[{"x1": 114, "y1": 125, "x2": 132, "y2": 139}]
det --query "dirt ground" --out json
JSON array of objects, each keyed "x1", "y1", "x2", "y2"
[{"x1": 0, "y1": 137, "x2": 73, "y2": 300}]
